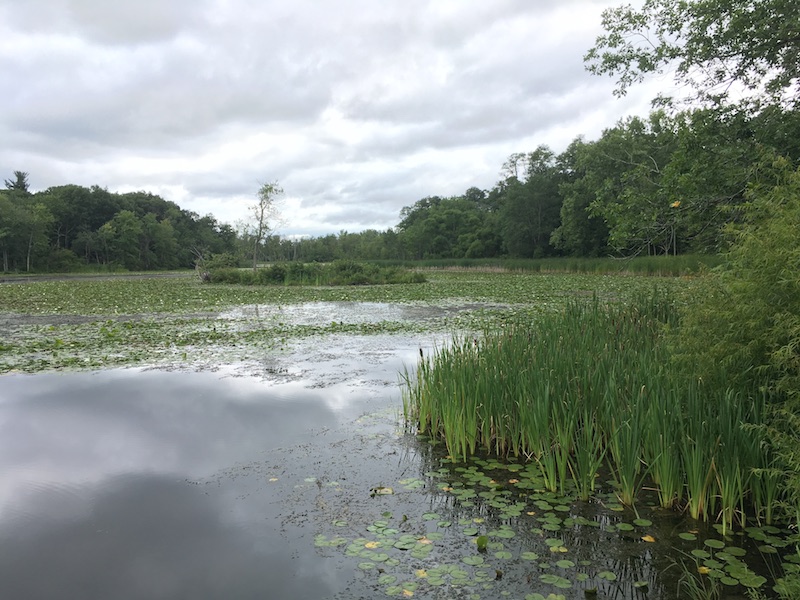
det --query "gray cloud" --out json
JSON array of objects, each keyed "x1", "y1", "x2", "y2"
[{"x1": 0, "y1": 0, "x2": 654, "y2": 236}]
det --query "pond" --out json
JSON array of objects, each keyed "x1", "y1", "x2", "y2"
[
  {"x1": 0, "y1": 305, "x2": 789, "y2": 599},
  {"x1": 0, "y1": 332, "x2": 456, "y2": 599}
]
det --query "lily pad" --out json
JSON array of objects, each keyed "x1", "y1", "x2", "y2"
[
  {"x1": 555, "y1": 559, "x2": 575, "y2": 569},
  {"x1": 739, "y1": 574, "x2": 767, "y2": 588},
  {"x1": 491, "y1": 528, "x2": 516, "y2": 539},
  {"x1": 540, "y1": 573, "x2": 571, "y2": 587}
]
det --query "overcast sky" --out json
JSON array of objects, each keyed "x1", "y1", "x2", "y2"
[{"x1": 0, "y1": 0, "x2": 660, "y2": 238}]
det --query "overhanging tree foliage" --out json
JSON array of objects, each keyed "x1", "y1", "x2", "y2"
[{"x1": 585, "y1": 0, "x2": 800, "y2": 107}]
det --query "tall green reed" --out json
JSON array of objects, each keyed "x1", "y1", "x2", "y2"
[
  {"x1": 402, "y1": 290, "x2": 775, "y2": 526},
  {"x1": 568, "y1": 410, "x2": 606, "y2": 501}
]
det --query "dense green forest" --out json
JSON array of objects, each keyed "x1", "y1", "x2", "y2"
[
  {"x1": 2, "y1": 103, "x2": 798, "y2": 273},
  {"x1": 0, "y1": 177, "x2": 237, "y2": 272}
]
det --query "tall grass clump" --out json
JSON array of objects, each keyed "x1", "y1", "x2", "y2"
[{"x1": 403, "y1": 289, "x2": 775, "y2": 525}]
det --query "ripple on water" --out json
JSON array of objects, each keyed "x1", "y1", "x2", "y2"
[{"x1": 1, "y1": 475, "x2": 93, "y2": 531}]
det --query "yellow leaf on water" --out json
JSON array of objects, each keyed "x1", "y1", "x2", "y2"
[
  {"x1": 402, "y1": 590, "x2": 414, "y2": 597},
  {"x1": 268, "y1": 478, "x2": 278, "y2": 482},
  {"x1": 641, "y1": 535, "x2": 656, "y2": 543},
  {"x1": 415, "y1": 569, "x2": 427, "y2": 578},
  {"x1": 509, "y1": 479, "x2": 520, "y2": 484},
  {"x1": 365, "y1": 541, "x2": 380, "y2": 549},
  {"x1": 417, "y1": 537, "x2": 433, "y2": 545}
]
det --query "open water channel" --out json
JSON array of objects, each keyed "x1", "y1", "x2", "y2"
[{"x1": 0, "y1": 302, "x2": 787, "y2": 599}]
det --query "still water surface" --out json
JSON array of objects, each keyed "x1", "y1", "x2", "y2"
[{"x1": 0, "y1": 336, "x2": 429, "y2": 599}]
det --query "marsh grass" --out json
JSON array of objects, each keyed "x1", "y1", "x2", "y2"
[
  {"x1": 403, "y1": 293, "x2": 774, "y2": 525},
  {"x1": 380, "y1": 254, "x2": 722, "y2": 276}
]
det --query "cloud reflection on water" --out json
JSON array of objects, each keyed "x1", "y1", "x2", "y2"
[{"x1": 0, "y1": 333, "x2": 440, "y2": 599}]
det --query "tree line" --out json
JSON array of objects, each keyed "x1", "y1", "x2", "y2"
[
  {"x1": 2, "y1": 101, "x2": 798, "y2": 273},
  {"x1": 292, "y1": 105, "x2": 799, "y2": 263},
  {"x1": 0, "y1": 177, "x2": 237, "y2": 272}
]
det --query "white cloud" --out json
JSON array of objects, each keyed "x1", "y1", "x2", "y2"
[{"x1": 0, "y1": 0, "x2": 655, "y2": 237}]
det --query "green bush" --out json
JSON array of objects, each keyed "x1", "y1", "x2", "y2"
[
  {"x1": 673, "y1": 158, "x2": 800, "y2": 591},
  {"x1": 257, "y1": 264, "x2": 286, "y2": 284},
  {"x1": 204, "y1": 253, "x2": 240, "y2": 269},
  {"x1": 47, "y1": 248, "x2": 84, "y2": 273},
  {"x1": 675, "y1": 157, "x2": 800, "y2": 402},
  {"x1": 207, "y1": 268, "x2": 248, "y2": 284}
]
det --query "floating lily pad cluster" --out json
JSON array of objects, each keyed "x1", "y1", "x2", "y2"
[
  {"x1": 312, "y1": 453, "x2": 790, "y2": 598},
  {"x1": 0, "y1": 271, "x2": 683, "y2": 373}
]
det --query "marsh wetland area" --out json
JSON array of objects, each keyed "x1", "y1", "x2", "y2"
[{"x1": 0, "y1": 270, "x2": 795, "y2": 599}]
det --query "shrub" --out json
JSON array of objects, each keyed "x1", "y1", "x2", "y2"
[
  {"x1": 207, "y1": 268, "x2": 246, "y2": 284},
  {"x1": 675, "y1": 157, "x2": 800, "y2": 402},
  {"x1": 673, "y1": 158, "x2": 800, "y2": 583},
  {"x1": 47, "y1": 249, "x2": 83, "y2": 273},
  {"x1": 257, "y1": 264, "x2": 286, "y2": 284},
  {"x1": 204, "y1": 253, "x2": 240, "y2": 269}
]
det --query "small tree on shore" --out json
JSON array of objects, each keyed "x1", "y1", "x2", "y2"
[{"x1": 250, "y1": 182, "x2": 283, "y2": 270}]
